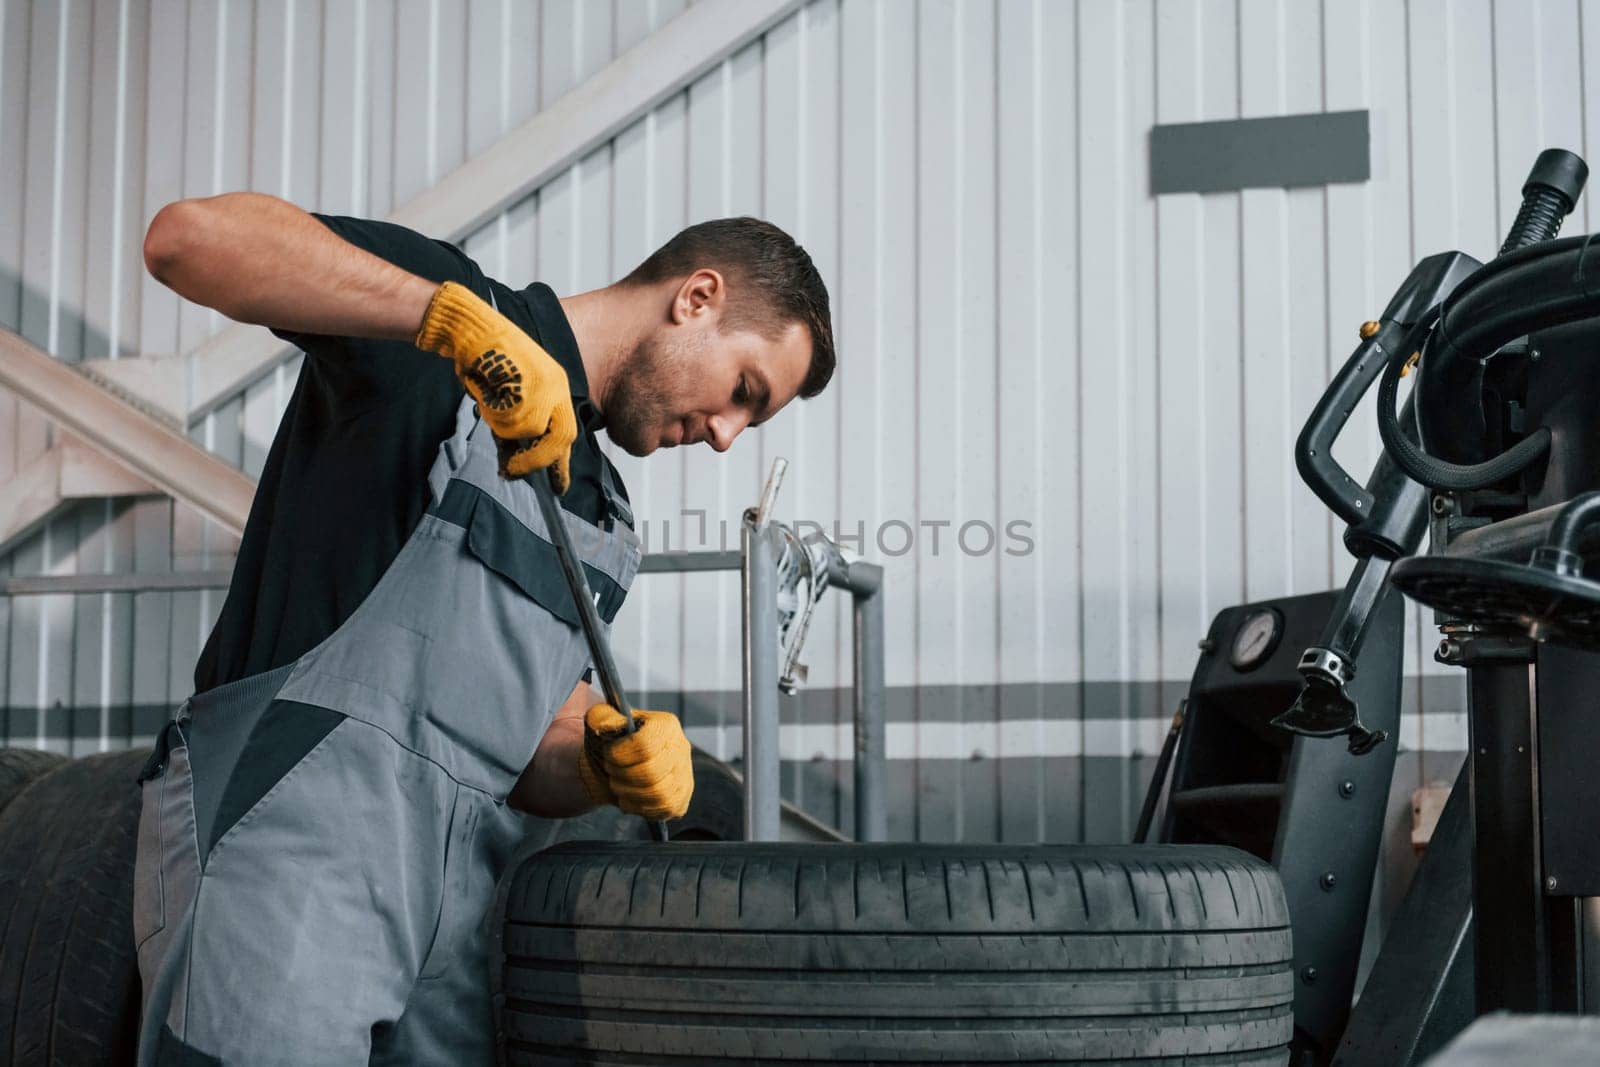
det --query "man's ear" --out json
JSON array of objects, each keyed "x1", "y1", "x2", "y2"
[{"x1": 672, "y1": 268, "x2": 725, "y2": 324}]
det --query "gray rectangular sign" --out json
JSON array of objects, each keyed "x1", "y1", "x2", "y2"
[{"x1": 1151, "y1": 109, "x2": 1370, "y2": 194}]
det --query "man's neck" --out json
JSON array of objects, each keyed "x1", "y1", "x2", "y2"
[{"x1": 559, "y1": 286, "x2": 652, "y2": 418}]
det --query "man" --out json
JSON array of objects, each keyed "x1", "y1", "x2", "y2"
[{"x1": 132, "y1": 192, "x2": 834, "y2": 1064}]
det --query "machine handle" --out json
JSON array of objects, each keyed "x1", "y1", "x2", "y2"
[
  {"x1": 1295, "y1": 321, "x2": 1405, "y2": 527},
  {"x1": 1294, "y1": 251, "x2": 1482, "y2": 534},
  {"x1": 1281, "y1": 252, "x2": 1478, "y2": 752}
]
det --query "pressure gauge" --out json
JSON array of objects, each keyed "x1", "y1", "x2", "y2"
[{"x1": 1229, "y1": 608, "x2": 1283, "y2": 672}]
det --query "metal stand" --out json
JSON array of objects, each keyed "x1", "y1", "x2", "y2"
[
  {"x1": 741, "y1": 516, "x2": 783, "y2": 841},
  {"x1": 645, "y1": 459, "x2": 889, "y2": 844},
  {"x1": 845, "y1": 562, "x2": 887, "y2": 842}
]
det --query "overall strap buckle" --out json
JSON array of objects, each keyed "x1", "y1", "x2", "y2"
[
  {"x1": 137, "y1": 714, "x2": 187, "y2": 783},
  {"x1": 598, "y1": 459, "x2": 633, "y2": 531}
]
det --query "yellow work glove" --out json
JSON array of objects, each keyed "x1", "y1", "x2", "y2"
[
  {"x1": 576, "y1": 704, "x2": 694, "y2": 821},
  {"x1": 414, "y1": 281, "x2": 578, "y2": 490}
]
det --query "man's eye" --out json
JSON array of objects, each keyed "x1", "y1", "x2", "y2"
[{"x1": 734, "y1": 378, "x2": 749, "y2": 405}]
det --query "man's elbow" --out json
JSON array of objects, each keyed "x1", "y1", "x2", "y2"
[{"x1": 142, "y1": 199, "x2": 205, "y2": 284}]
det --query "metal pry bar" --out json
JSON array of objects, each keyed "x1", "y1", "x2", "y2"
[{"x1": 530, "y1": 469, "x2": 670, "y2": 843}]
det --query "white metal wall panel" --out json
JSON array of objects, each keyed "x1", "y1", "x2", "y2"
[
  {"x1": 0, "y1": 0, "x2": 693, "y2": 755},
  {"x1": 2, "y1": 0, "x2": 1597, "y2": 803}
]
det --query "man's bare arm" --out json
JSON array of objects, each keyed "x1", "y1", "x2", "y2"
[
  {"x1": 142, "y1": 192, "x2": 436, "y2": 341},
  {"x1": 509, "y1": 681, "x2": 604, "y2": 817}
]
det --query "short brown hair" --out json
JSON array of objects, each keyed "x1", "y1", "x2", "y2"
[{"x1": 620, "y1": 217, "x2": 835, "y2": 398}]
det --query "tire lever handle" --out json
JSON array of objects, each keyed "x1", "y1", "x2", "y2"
[{"x1": 529, "y1": 469, "x2": 670, "y2": 843}]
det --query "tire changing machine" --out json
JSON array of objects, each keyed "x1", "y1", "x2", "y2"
[
  {"x1": 1332, "y1": 148, "x2": 1600, "y2": 1062},
  {"x1": 1156, "y1": 149, "x2": 1600, "y2": 1066}
]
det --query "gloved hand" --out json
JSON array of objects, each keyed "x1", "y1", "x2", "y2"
[
  {"x1": 414, "y1": 280, "x2": 578, "y2": 490},
  {"x1": 576, "y1": 704, "x2": 694, "y2": 820}
]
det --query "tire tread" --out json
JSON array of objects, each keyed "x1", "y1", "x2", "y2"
[
  {"x1": 0, "y1": 749, "x2": 66, "y2": 816},
  {"x1": 0, "y1": 750, "x2": 147, "y2": 1065},
  {"x1": 504, "y1": 842, "x2": 1293, "y2": 1064}
]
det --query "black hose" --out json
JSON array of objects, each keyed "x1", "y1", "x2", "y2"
[
  {"x1": 1376, "y1": 305, "x2": 1554, "y2": 490},
  {"x1": 1435, "y1": 235, "x2": 1600, "y2": 359},
  {"x1": 1133, "y1": 705, "x2": 1183, "y2": 845},
  {"x1": 1501, "y1": 188, "x2": 1579, "y2": 256},
  {"x1": 1548, "y1": 491, "x2": 1600, "y2": 555},
  {"x1": 1383, "y1": 235, "x2": 1600, "y2": 489},
  {"x1": 1501, "y1": 148, "x2": 1588, "y2": 254},
  {"x1": 1363, "y1": 158, "x2": 1600, "y2": 489},
  {"x1": 1459, "y1": 232, "x2": 1591, "y2": 289},
  {"x1": 1446, "y1": 291, "x2": 1600, "y2": 356}
]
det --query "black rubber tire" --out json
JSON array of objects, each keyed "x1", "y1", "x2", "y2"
[
  {"x1": 0, "y1": 748, "x2": 67, "y2": 816},
  {"x1": 0, "y1": 749, "x2": 148, "y2": 1066},
  {"x1": 503, "y1": 842, "x2": 1294, "y2": 1064},
  {"x1": 519, "y1": 749, "x2": 746, "y2": 849},
  {"x1": 659, "y1": 751, "x2": 744, "y2": 842}
]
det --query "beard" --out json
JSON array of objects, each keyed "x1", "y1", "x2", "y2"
[{"x1": 603, "y1": 331, "x2": 694, "y2": 456}]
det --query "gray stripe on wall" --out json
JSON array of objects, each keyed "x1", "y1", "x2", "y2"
[
  {"x1": 0, "y1": 675, "x2": 1470, "y2": 755},
  {"x1": 635, "y1": 675, "x2": 1469, "y2": 726},
  {"x1": 0, "y1": 702, "x2": 1468, "y2": 846}
]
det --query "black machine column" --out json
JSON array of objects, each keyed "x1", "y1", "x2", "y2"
[{"x1": 1459, "y1": 638, "x2": 1581, "y2": 1013}]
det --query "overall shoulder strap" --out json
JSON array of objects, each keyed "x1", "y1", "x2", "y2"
[
  {"x1": 426, "y1": 394, "x2": 482, "y2": 506},
  {"x1": 597, "y1": 458, "x2": 634, "y2": 530}
]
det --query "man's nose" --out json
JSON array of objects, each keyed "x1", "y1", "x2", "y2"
[{"x1": 707, "y1": 410, "x2": 751, "y2": 452}]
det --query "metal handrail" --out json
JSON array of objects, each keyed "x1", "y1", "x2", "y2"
[
  {"x1": 0, "y1": 571, "x2": 233, "y2": 596},
  {"x1": 0, "y1": 326, "x2": 255, "y2": 534}
]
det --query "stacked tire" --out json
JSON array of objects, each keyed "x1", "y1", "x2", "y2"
[
  {"x1": 504, "y1": 842, "x2": 1296, "y2": 1064},
  {"x1": 0, "y1": 746, "x2": 1300, "y2": 1065},
  {"x1": 0, "y1": 747, "x2": 146, "y2": 1065},
  {"x1": 0, "y1": 748, "x2": 65, "y2": 813},
  {"x1": 0, "y1": 744, "x2": 749, "y2": 1067}
]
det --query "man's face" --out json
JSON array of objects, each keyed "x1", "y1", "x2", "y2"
[{"x1": 603, "y1": 271, "x2": 812, "y2": 457}]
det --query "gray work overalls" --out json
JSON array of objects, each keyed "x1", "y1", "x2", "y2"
[{"x1": 133, "y1": 394, "x2": 639, "y2": 1065}]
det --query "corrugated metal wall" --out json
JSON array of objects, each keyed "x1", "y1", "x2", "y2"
[{"x1": 2, "y1": 0, "x2": 1596, "y2": 840}]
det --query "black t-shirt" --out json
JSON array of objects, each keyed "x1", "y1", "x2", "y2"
[{"x1": 192, "y1": 215, "x2": 628, "y2": 693}]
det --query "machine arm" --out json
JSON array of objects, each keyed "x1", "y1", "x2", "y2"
[{"x1": 1276, "y1": 151, "x2": 1586, "y2": 753}]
